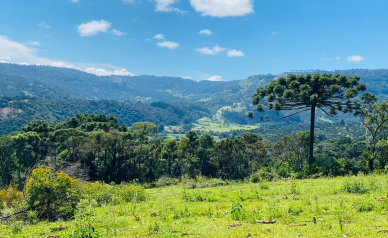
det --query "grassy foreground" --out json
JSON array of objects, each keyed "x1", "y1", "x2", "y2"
[{"x1": 2, "y1": 174, "x2": 388, "y2": 237}]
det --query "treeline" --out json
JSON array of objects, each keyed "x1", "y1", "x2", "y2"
[
  {"x1": 0, "y1": 97, "x2": 211, "y2": 136},
  {"x1": 1, "y1": 113, "x2": 387, "y2": 190},
  {"x1": 212, "y1": 121, "x2": 365, "y2": 142}
]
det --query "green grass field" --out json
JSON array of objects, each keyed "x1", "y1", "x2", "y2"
[{"x1": 2, "y1": 174, "x2": 388, "y2": 237}]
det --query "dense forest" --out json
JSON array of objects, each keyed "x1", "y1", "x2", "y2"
[
  {"x1": 0, "y1": 97, "x2": 212, "y2": 136},
  {"x1": 1, "y1": 66, "x2": 388, "y2": 189},
  {"x1": 2, "y1": 64, "x2": 388, "y2": 133},
  {"x1": 0, "y1": 110, "x2": 385, "y2": 190}
]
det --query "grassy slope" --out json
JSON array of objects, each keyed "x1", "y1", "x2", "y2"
[{"x1": 2, "y1": 174, "x2": 388, "y2": 237}]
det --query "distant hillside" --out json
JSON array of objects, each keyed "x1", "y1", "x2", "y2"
[
  {"x1": 0, "y1": 97, "x2": 210, "y2": 136},
  {"x1": 206, "y1": 69, "x2": 388, "y2": 124},
  {"x1": 1, "y1": 64, "x2": 388, "y2": 135},
  {"x1": 0, "y1": 63, "x2": 240, "y2": 102}
]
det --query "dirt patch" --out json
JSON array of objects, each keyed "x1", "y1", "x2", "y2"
[{"x1": 0, "y1": 107, "x2": 23, "y2": 118}]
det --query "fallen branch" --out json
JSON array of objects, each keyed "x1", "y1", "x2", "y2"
[
  {"x1": 378, "y1": 230, "x2": 388, "y2": 233},
  {"x1": 288, "y1": 223, "x2": 307, "y2": 227},
  {"x1": 256, "y1": 220, "x2": 276, "y2": 224},
  {"x1": 0, "y1": 209, "x2": 28, "y2": 221},
  {"x1": 228, "y1": 223, "x2": 242, "y2": 229}
]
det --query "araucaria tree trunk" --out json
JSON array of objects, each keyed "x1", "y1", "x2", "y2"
[{"x1": 309, "y1": 104, "x2": 316, "y2": 164}]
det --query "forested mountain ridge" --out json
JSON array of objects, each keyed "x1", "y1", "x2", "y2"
[
  {"x1": 0, "y1": 63, "x2": 240, "y2": 102},
  {"x1": 2, "y1": 64, "x2": 388, "y2": 136},
  {"x1": 207, "y1": 69, "x2": 388, "y2": 124},
  {"x1": 0, "y1": 97, "x2": 211, "y2": 136}
]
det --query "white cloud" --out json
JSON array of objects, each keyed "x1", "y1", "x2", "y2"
[
  {"x1": 38, "y1": 21, "x2": 50, "y2": 29},
  {"x1": 206, "y1": 75, "x2": 223, "y2": 81},
  {"x1": 0, "y1": 35, "x2": 132, "y2": 76},
  {"x1": 347, "y1": 55, "x2": 364, "y2": 63},
  {"x1": 83, "y1": 68, "x2": 133, "y2": 76},
  {"x1": 271, "y1": 31, "x2": 279, "y2": 36},
  {"x1": 78, "y1": 20, "x2": 111, "y2": 37},
  {"x1": 227, "y1": 49, "x2": 245, "y2": 57},
  {"x1": 0, "y1": 56, "x2": 12, "y2": 61},
  {"x1": 27, "y1": 41, "x2": 40, "y2": 46},
  {"x1": 71, "y1": 0, "x2": 79, "y2": 2},
  {"x1": 111, "y1": 29, "x2": 126, "y2": 36},
  {"x1": 196, "y1": 44, "x2": 226, "y2": 55},
  {"x1": 190, "y1": 0, "x2": 254, "y2": 17},
  {"x1": 157, "y1": 41, "x2": 179, "y2": 49},
  {"x1": 335, "y1": 56, "x2": 340, "y2": 60},
  {"x1": 153, "y1": 34, "x2": 165, "y2": 40},
  {"x1": 199, "y1": 29, "x2": 212, "y2": 35},
  {"x1": 155, "y1": 0, "x2": 186, "y2": 14},
  {"x1": 145, "y1": 38, "x2": 152, "y2": 42}
]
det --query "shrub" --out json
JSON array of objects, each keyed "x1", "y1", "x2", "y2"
[
  {"x1": 155, "y1": 176, "x2": 180, "y2": 187},
  {"x1": 81, "y1": 182, "x2": 146, "y2": 206},
  {"x1": 250, "y1": 169, "x2": 279, "y2": 183},
  {"x1": 340, "y1": 178, "x2": 369, "y2": 194},
  {"x1": 277, "y1": 162, "x2": 293, "y2": 178},
  {"x1": 25, "y1": 168, "x2": 80, "y2": 221},
  {"x1": 65, "y1": 207, "x2": 101, "y2": 238},
  {"x1": 0, "y1": 184, "x2": 23, "y2": 209},
  {"x1": 183, "y1": 177, "x2": 227, "y2": 189},
  {"x1": 11, "y1": 221, "x2": 24, "y2": 234}
]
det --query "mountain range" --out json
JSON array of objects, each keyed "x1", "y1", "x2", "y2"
[{"x1": 1, "y1": 62, "x2": 388, "y2": 136}]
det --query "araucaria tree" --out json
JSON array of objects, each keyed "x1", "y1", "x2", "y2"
[{"x1": 251, "y1": 74, "x2": 367, "y2": 164}]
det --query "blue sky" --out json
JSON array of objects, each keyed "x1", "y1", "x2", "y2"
[{"x1": 0, "y1": 0, "x2": 387, "y2": 81}]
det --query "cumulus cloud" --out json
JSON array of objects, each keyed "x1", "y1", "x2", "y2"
[
  {"x1": 83, "y1": 68, "x2": 133, "y2": 76},
  {"x1": 155, "y1": 0, "x2": 186, "y2": 14},
  {"x1": 190, "y1": 0, "x2": 254, "y2": 17},
  {"x1": 0, "y1": 35, "x2": 132, "y2": 76},
  {"x1": 153, "y1": 34, "x2": 165, "y2": 40},
  {"x1": 111, "y1": 29, "x2": 126, "y2": 36},
  {"x1": 347, "y1": 55, "x2": 364, "y2": 63},
  {"x1": 206, "y1": 75, "x2": 223, "y2": 81},
  {"x1": 196, "y1": 45, "x2": 225, "y2": 55},
  {"x1": 78, "y1": 20, "x2": 111, "y2": 37},
  {"x1": 157, "y1": 41, "x2": 179, "y2": 49},
  {"x1": 38, "y1": 21, "x2": 50, "y2": 29},
  {"x1": 199, "y1": 29, "x2": 212, "y2": 35},
  {"x1": 227, "y1": 49, "x2": 245, "y2": 57}
]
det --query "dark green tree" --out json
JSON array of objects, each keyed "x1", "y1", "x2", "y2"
[{"x1": 251, "y1": 74, "x2": 368, "y2": 164}]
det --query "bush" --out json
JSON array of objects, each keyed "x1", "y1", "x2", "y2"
[
  {"x1": 25, "y1": 168, "x2": 80, "y2": 221},
  {"x1": 183, "y1": 177, "x2": 227, "y2": 189},
  {"x1": 250, "y1": 169, "x2": 279, "y2": 183},
  {"x1": 277, "y1": 162, "x2": 293, "y2": 178},
  {"x1": 65, "y1": 207, "x2": 101, "y2": 238},
  {"x1": 81, "y1": 182, "x2": 147, "y2": 206},
  {"x1": 340, "y1": 178, "x2": 369, "y2": 194},
  {"x1": 155, "y1": 176, "x2": 180, "y2": 187},
  {"x1": 0, "y1": 184, "x2": 23, "y2": 209}
]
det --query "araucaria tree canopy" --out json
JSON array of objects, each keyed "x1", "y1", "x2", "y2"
[{"x1": 251, "y1": 74, "x2": 368, "y2": 164}]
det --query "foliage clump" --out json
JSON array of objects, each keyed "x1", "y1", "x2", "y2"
[
  {"x1": 0, "y1": 184, "x2": 23, "y2": 209},
  {"x1": 25, "y1": 168, "x2": 80, "y2": 221},
  {"x1": 339, "y1": 174, "x2": 381, "y2": 194},
  {"x1": 250, "y1": 168, "x2": 279, "y2": 183},
  {"x1": 81, "y1": 182, "x2": 147, "y2": 206}
]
